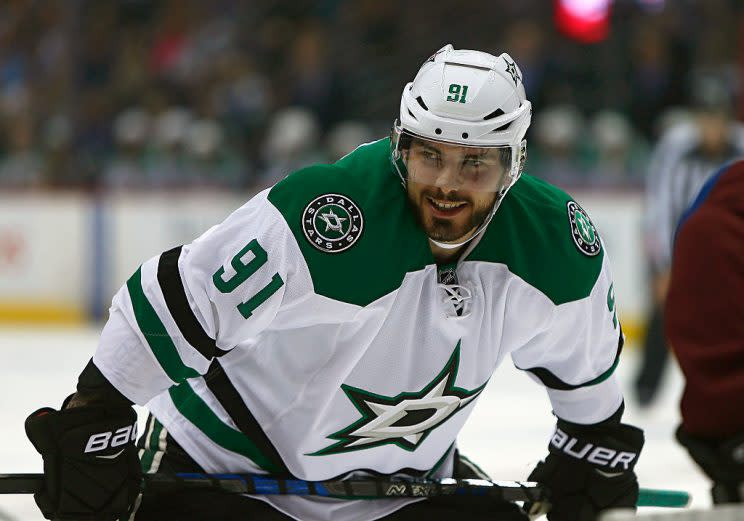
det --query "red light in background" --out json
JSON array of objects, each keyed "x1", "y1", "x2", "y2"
[{"x1": 555, "y1": 0, "x2": 611, "y2": 44}]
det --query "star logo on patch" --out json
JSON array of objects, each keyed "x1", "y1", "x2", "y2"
[
  {"x1": 309, "y1": 341, "x2": 487, "y2": 456},
  {"x1": 504, "y1": 58, "x2": 521, "y2": 86},
  {"x1": 318, "y1": 209, "x2": 347, "y2": 233}
]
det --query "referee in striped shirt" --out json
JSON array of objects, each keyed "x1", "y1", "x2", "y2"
[{"x1": 636, "y1": 76, "x2": 744, "y2": 406}]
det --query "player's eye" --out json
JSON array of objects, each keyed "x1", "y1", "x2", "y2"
[
  {"x1": 421, "y1": 150, "x2": 440, "y2": 164},
  {"x1": 463, "y1": 158, "x2": 483, "y2": 168}
]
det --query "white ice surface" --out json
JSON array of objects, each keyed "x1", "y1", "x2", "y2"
[{"x1": 0, "y1": 325, "x2": 710, "y2": 520}]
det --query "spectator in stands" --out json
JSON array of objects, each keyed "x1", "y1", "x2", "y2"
[
  {"x1": 102, "y1": 107, "x2": 150, "y2": 190},
  {"x1": 325, "y1": 120, "x2": 374, "y2": 161},
  {"x1": 256, "y1": 106, "x2": 325, "y2": 190},
  {"x1": 585, "y1": 110, "x2": 649, "y2": 188},
  {"x1": 40, "y1": 114, "x2": 77, "y2": 188},
  {"x1": 0, "y1": 114, "x2": 44, "y2": 188},
  {"x1": 181, "y1": 118, "x2": 248, "y2": 189},
  {"x1": 285, "y1": 21, "x2": 346, "y2": 131},
  {"x1": 626, "y1": 17, "x2": 689, "y2": 141},
  {"x1": 525, "y1": 104, "x2": 587, "y2": 187},
  {"x1": 666, "y1": 159, "x2": 744, "y2": 504},
  {"x1": 145, "y1": 106, "x2": 192, "y2": 188}
]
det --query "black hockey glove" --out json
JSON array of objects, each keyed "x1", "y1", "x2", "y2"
[
  {"x1": 528, "y1": 418, "x2": 644, "y2": 521},
  {"x1": 676, "y1": 426, "x2": 744, "y2": 504},
  {"x1": 25, "y1": 396, "x2": 142, "y2": 520}
]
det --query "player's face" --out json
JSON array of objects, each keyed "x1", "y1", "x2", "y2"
[
  {"x1": 696, "y1": 111, "x2": 729, "y2": 155},
  {"x1": 404, "y1": 139, "x2": 507, "y2": 243}
]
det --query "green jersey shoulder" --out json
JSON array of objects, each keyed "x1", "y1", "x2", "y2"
[{"x1": 470, "y1": 174, "x2": 604, "y2": 305}]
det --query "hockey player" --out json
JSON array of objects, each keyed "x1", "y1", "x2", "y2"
[
  {"x1": 666, "y1": 159, "x2": 744, "y2": 505},
  {"x1": 25, "y1": 45, "x2": 644, "y2": 521}
]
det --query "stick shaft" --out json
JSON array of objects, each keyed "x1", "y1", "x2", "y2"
[
  {"x1": 158, "y1": 474, "x2": 545, "y2": 503},
  {"x1": 0, "y1": 475, "x2": 40, "y2": 495},
  {"x1": 0, "y1": 473, "x2": 543, "y2": 502},
  {"x1": 0, "y1": 473, "x2": 689, "y2": 507}
]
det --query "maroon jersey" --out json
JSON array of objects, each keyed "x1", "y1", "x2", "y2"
[{"x1": 666, "y1": 159, "x2": 744, "y2": 438}]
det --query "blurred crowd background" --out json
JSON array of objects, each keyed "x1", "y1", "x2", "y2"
[{"x1": 0, "y1": 0, "x2": 742, "y2": 192}]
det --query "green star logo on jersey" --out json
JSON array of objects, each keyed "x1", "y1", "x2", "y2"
[
  {"x1": 310, "y1": 341, "x2": 487, "y2": 456},
  {"x1": 567, "y1": 201, "x2": 601, "y2": 256}
]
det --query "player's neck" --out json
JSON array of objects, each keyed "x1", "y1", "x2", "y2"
[
  {"x1": 428, "y1": 225, "x2": 481, "y2": 264},
  {"x1": 429, "y1": 241, "x2": 465, "y2": 264}
]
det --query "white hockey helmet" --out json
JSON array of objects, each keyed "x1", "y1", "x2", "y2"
[{"x1": 391, "y1": 44, "x2": 532, "y2": 248}]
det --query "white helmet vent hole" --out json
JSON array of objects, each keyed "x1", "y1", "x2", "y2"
[
  {"x1": 462, "y1": 132, "x2": 469, "y2": 139},
  {"x1": 435, "y1": 128, "x2": 442, "y2": 135}
]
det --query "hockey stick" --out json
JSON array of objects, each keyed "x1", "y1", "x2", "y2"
[{"x1": 0, "y1": 473, "x2": 689, "y2": 507}]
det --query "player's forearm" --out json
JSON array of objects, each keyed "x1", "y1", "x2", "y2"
[
  {"x1": 545, "y1": 373, "x2": 624, "y2": 425},
  {"x1": 65, "y1": 359, "x2": 134, "y2": 409}
]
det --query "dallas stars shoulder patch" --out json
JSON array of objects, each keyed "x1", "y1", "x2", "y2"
[
  {"x1": 566, "y1": 200, "x2": 601, "y2": 256},
  {"x1": 302, "y1": 193, "x2": 364, "y2": 253}
]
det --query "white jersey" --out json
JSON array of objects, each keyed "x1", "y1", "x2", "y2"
[{"x1": 94, "y1": 138, "x2": 624, "y2": 521}]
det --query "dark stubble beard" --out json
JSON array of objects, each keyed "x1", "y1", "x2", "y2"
[{"x1": 409, "y1": 188, "x2": 497, "y2": 243}]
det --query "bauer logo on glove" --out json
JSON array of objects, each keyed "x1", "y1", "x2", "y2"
[
  {"x1": 550, "y1": 426, "x2": 639, "y2": 470},
  {"x1": 84, "y1": 422, "x2": 138, "y2": 454}
]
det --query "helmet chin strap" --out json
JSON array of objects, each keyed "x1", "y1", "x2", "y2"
[{"x1": 429, "y1": 192, "x2": 506, "y2": 250}]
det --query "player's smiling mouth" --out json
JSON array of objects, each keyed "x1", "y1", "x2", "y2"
[{"x1": 426, "y1": 197, "x2": 467, "y2": 216}]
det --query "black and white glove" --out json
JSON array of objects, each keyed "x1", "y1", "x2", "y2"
[
  {"x1": 676, "y1": 426, "x2": 744, "y2": 504},
  {"x1": 528, "y1": 417, "x2": 644, "y2": 521},
  {"x1": 25, "y1": 396, "x2": 142, "y2": 520}
]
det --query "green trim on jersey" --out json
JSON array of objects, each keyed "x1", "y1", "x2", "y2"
[
  {"x1": 584, "y1": 351, "x2": 620, "y2": 386},
  {"x1": 169, "y1": 381, "x2": 282, "y2": 473},
  {"x1": 469, "y1": 175, "x2": 605, "y2": 305},
  {"x1": 139, "y1": 416, "x2": 165, "y2": 472},
  {"x1": 517, "y1": 335, "x2": 623, "y2": 390},
  {"x1": 268, "y1": 139, "x2": 434, "y2": 307},
  {"x1": 126, "y1": 268, "x2": 199, "y2": 382}
]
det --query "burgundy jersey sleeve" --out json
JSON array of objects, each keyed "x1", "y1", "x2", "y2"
[{"x1": 665, "y1": 160, "x2": 744, "y2": 438}]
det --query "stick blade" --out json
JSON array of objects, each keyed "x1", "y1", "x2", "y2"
[{"x1": 638, "y1": 488, "x2": 691, "y2": 508}]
